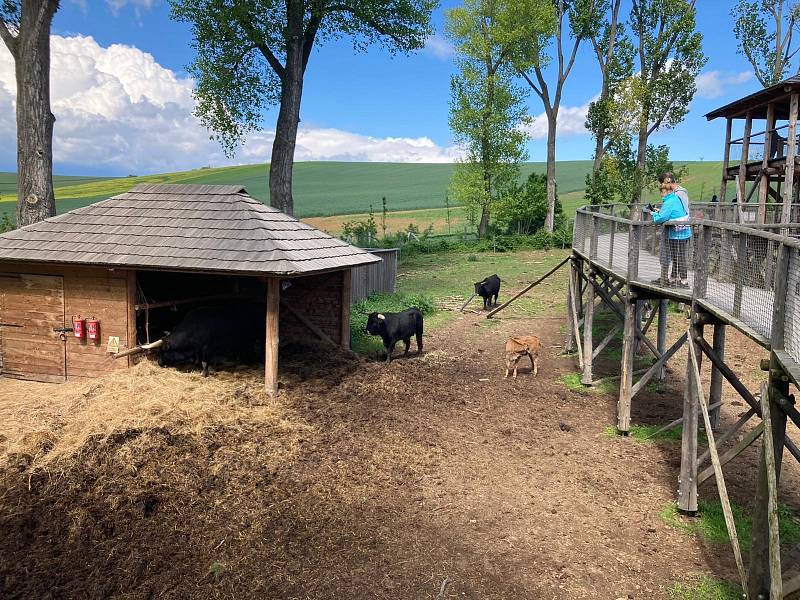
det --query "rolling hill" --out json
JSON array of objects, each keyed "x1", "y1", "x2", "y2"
[{"x1": 0, "y1": 160, "x2": 726, "y2": 232}]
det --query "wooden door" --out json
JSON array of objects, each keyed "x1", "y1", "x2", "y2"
[{"x1": 0, "y1": 273, "x2": 67, "y2": 382}]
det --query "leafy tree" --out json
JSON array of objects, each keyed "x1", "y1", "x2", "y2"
[
  {"x1": 495, "y1": 171, "x2": 562, "y2": 234},
  {"x1": 586, "y1": 142, "x2": 680, "y2": 204},
  {"x1": 0, "y1": 0, "x2": 60, "y2": 227},
  {"x1": 585, "y1": 0, "x2": 633, "y2": 173},
  {"x1": 446, "y1": 0, "x2": 549, "y2": 237},
  {"x1": 732, "y1": 0, "x2": 800, "y2": 87},
  {"x1": 171, "y1": 0, "x2": 435, "y2": 216},
  {"x1": 626, "y1": 0, "x2": 705, "y2": 201},
  {"x1": 517, "y1": 0, "x2": 602, "y2": 232}
]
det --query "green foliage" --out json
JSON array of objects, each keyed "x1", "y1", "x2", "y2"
[
  {"x1": 668, "y1": 576, "x2": 743, "y2": 600},
  {"x1": 494, "y1": 172, "x2": 564, "y2": 235},
  {"x1": 732, "y1": 0, "x2": 800, "y2": 88},
  {"x1": 342, "y1": 206, "x2": 378, "y2": 246},
  {"x1": 350, "y1": 292, "x2": 436, "y2": 355},
  {"x1": 660, "y1": 500, "x2": 800, "y2": 551},
  {"x1": 603, "y1": 423, "x2": 685, "y2": 442},
  {"x1": 0, "y1": 212, "x2": 14, "y2": 233},
  {"x1": 170, "y1": 0, "x2": 435, "y2": 155},
  {"x1": 446, "y1": 0, "x2": 552, "y2": 236}
]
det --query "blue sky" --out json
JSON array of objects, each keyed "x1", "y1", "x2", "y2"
[{"x1": 0, "y1": 0, "x2": 768, "y2": 175}]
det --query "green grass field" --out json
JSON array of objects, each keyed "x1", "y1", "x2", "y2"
[{"x1": 0, "y1": 160, "x2": 725, "y2": 229}]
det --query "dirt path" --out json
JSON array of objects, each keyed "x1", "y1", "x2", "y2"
[{"x1": 0, "y1": 299, "x2": 797, "y2": 598}]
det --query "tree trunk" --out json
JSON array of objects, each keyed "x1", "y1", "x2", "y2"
[
  {"x1": 633, "y1": 116, "x2": 649, "y2": 203},
  {"x1": 478, "y1": 204, "x2": 490, "y2": 237},
  {"x1": 544, "y1": 108, "x2": 558, "y2": 232},
  {"x1": 12, "y1": 0, "x2": 59, "y2": 228},
  {"x1": 268, "y1": 5, "x2": 305, "y2": 217}
]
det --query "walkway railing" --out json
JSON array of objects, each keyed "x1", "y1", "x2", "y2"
[{"x1": 573, "y1": 205, "x2": 800, "y2": 373}]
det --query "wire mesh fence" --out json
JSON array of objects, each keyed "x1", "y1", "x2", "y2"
[{"x1": 786, "y1": 247, "x2": 800, "y2": 366}]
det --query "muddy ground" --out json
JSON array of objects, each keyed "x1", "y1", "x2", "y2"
[{"x1": 0, "y1": 292, "x2": 798, "y2": 599}]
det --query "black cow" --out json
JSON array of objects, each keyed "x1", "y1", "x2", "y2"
[
  {"x1": 158, "y1": 303, "x2": 266, "y2": 376},
  {"x1": 366, "y1": 308, "x2": 424, "y2": 363},
  {"x1": 474, "y1": 274, "x2": 501, "y2": 310}
]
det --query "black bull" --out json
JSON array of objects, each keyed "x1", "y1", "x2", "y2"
[
  {"x1": 474, "y1": 274, "x2": 500, "y2": 309},
  {"x1": 158, "y1": 303, "x2": 266, "y2": 376},
  {"x1": 366, "y1": 308, "x2": 424, "y2": 363}
]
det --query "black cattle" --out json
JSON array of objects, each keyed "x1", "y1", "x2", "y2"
[
  {"x1": 474, "y1": 274, "x2": 501, "y2": 310},
  {"x1": 366, "y1": 308, "x2": 424, "y2": 363},
  {"x1": 158, "y1": 303, "x2": 266, "y2": 376}
]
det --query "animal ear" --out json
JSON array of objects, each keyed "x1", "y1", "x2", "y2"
[{"x1": 377, "y1": 314, "x2": 385, "y2": 320}]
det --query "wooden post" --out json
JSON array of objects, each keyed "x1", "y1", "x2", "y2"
[
  {"x1": 784, "y1": 93, "x2": 799, "y2": 224},
  {"x1": 759, "y1": 103, "x2": 776, "y2": 224},
  {"x1": 739, "y1": 112, "x2": 753, "y2": 204},
  {"x1": 721, "y1": 117, "x2": 732, "y2": 202},
  {"x1": 708, "y1": 324, "x2": 726, "y2": 430},
  {"x1": 617, "y1": 223, "x2": 642, "y2": 433},
  {"x1": 733, "y1": 231, "x2": 748, "y2": 317},
  {"x1": 609, "y1": 206, "x2": 617, "y2": 268},
  {"x1": 265, "y1": 277, "x2": 280, "y2": 396},
  {"x1": 678, "y1": 313, "x2": 703, "y2": 513},
  {"x1": 748, "y1": 241, "x2": 791, "y2": 597},
  {"x1": 582, "y1": 270, "x2": 595, "y2": 385},
  {"x1": 657, "y1": 299, "x2": 668, "y2": 381},
  {"x1": 340, "y1": 269, "x2": 352, "y2": 350},
  {"x1": 634, "y1": 300, "x2": 643, "y2": 354},
  {"x1": 566, "y1": 259, "x2": 576, "y2": 353}
]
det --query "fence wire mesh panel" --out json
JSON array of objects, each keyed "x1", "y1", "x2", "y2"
[
  {"x1": 786, "y1": 247, "x2": 800, "y2": 366},
  {"x1": 704, "y1": 229, "x2": 775, "y2": 339},
  {"x1": 573, "y1": 211, "x2": 589, "y2": 256}
]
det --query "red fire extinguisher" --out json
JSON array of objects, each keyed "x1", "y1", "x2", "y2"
[
  {"x1": 73, "y1": 315, "x2": 86, "y2": 339},
  {"x1": 86, "y1": 317, "x2": 100, "y2": 342}
]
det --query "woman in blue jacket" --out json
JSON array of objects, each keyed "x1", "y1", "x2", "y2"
[{"x1": 652, "y1": 184, "x2": 692, "y2": 288}]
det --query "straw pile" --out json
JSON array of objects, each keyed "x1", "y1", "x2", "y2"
[{"x1": 0, "y1": 360, "x2": 307, "y2": 471}]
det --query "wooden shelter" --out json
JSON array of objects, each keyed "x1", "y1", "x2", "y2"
[
  {"x1": 0, "y1": 184, "x2": 379, "y2": 393},
  {"x1": 706, "y1": 75, "x2": 800, "y2": 223}
]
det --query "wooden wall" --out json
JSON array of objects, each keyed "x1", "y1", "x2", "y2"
[
  {"x1": 0, "y1": 262, "x2": 133, "y2": 380},
  {"x1": 351, "y1": 248, "x2": 398, "y2": 302},
  {"x1": 280, "y1": 270, "x2": 345, "y2": 346}
]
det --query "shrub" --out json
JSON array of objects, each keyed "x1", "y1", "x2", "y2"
[{"x1": 0, "y1": 212, "x2": 14, "y2": 233}]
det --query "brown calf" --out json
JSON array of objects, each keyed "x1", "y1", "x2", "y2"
[{"x1": 504, "y1": 335, "x2": 541, "y2": 379}]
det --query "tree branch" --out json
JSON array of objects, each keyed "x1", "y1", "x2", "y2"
[
  {"x1": 326, "y1": 4, "x2": 407, "y2": 46},
  {"x1": 258, "y1": 44, "x2": 287, "y2": 80},
  {"x1": 0, "y1": 20, "x2": 17, "y2": 57},
  {"x1": 519, "y1": 69, "x2": 543, "y2": 97}
]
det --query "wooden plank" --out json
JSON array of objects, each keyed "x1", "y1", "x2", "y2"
[
  {"x1": 617, "y1": 298, "x2": 636, "y2": 433},
  {"x1": 340, "y1": 269, "x2": 352, "y2": 350},
  {"x1": 709, "y1": 324, "x2": 726, "y2": 430},
  {"x1": 265, "y1": 277, "x2": 280, "y2": 396},
  {"x1": 592, "y1": 323, "x2": 621, "y2": 361},
  {"x1": 582, "y1": 271, "x2": 595, "y2": 385},
  {"x1": 698, "y1": 422, "x2": 764, "y2": 485},
  {"x1": 784, "y1": 94, "x2": 799, "y2": 224},
  {"x1": 569, "y1": 266, "x2": 585, "y2": 370},
  {"x1": 486, "y1": 255, "x2": 571, "y2": 318},
  {"x1": 759, "y1": 103, "x2": 776, "y2": 224},
  {"x1": 689, "y1": 334, "x2": 749, "y2": 592},
  {"x1": 739, "y1": 112, "x2": 753, "y2": 204},
  {"x1": 759, "y1": 381, "x2": 784, "y2": 600},
  {"x1": 657, "y1": 299, "x2": 668, "y2": 380},
  {"x1": 678, "y1": 319, "x2": 702, "y2": 512},
  {"x1": 127, "y1": 270, "x2": 137, "y2": 366},
  {"x1": 721, "y1": 117, "x2": 732, "y2": 201},
  {"x1": 698, "y1": 409, "x2": 756, "y2": 467},
  {"x1": 630, "y1": 332, "x2": 687, "y2": 397}
]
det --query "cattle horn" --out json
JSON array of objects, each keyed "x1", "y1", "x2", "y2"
[{"x1": 377, "y1": 313, "x2": 386, "y2": 320}]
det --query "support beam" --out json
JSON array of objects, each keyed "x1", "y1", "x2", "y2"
[
  {"x1": 688, "y1": 336, "x2": 749, "y2": 592},
  {"x1": 341, "y1": 269, "x2": 352, "y2": 350},
  {"x1": 582, "y1": 270, "x2": 596, "y2": 385},
  {"x1": 738, "y1": 112, "x2": 753, "y2": 205},
  {"x1": 569, "y1": 265, "x2": 584, "y2": 370},
  {"x1": 265, "y1": 277, "x2": 280, "y2": 396},
  {"x1": 698, "y1": 423, "x2": 764, "y2": 485},
  {"x1": 487, "y1": 255, "x2": 571, "y2": 318},
  {"x1": 617, "y1": 297, "x2": 636, "y2": 433},
  {"x1": 784, "y1": 93, "x2": 799, "y2": 224},
  {"x1": 630, "y1": 332, "x2": 687, "y2": 398},
  {"x1": 593, "y1": 323, "x2": 621, "y2": 361},
  {"x1": 698, "y1": 408, "x2": 755, "y2": 467},
  {"x1": 759, "y1": 103, "x2": 776, "y2": 224},
  {"x1": 657, "y1": 300, "x2": 668, "y2": 381},
  {"x1": 721, "y1": 117, "x2": 732, "y2": 201},
  {"x1": 678, "y1": 315, "x2": 703, "y2": 513},
  {"x1": 709, "y1": 324, "x2": 726, "y2": 430}
]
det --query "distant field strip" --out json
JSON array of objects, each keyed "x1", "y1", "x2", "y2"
[{"x1": 0, "y1": 160, "x2": 724, "y2": 224}]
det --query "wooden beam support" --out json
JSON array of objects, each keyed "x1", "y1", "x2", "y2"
[
  {"x1": 678, "y1": 316, "x2": 703, "y2": 512},
  {"x1": 759, "y1": 103, "x2": 776, "y2": 224},
  {"x1": 569, "y1": 265, "x2": 585, "y2": 370},
  {"x1": 784, "y1": 93, "x2": 799, "y2": 224},
  {"x1": 341, "y1": 269, "x2": 352, "y2": 350},
  {"x1": 592, "y1": 323, "x2": 621, "y2": 361},
  {"x1": 698, "y1": 422, "x2": 764, "y2": 486},
  {"x1": 630, "y1": 332, "x2": 687, "y2": 398},
  {"x1": 617, "y1": 297, "x2": 636, "y2": 434},
  {"x1": 265, "y1": 277, "x2": 280, "y2": 396},
  {"x1": 688, "y1": 335, "x2": 749, "y2": 591},
  {"x1": 698, "y1": 408, "x2": 755, "y2": 467},
  {"x1": 738, "y1": 112, "x2": 753, "y2": 205},
  {"x1": 582, "y1": 270, "x2": 596, "y2": 385},
  {"x1": 721, "y1": 117, "x2": 732, "y2": 201},
  {"x1": 657, "y1": 300, "x2": 668, "y2": 381},
  {"x1": 709, "y1": 324, "x2": 726, "y2": 430}
]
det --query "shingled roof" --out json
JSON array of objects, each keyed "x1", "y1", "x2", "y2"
[
  {"x1": 706, "y1": 75, "x2": 800, "y2": 120},
  {"x1": 0, "y1": 184, "x2": 380, "y2": 275}
]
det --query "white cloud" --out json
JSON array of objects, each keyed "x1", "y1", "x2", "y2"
[
  {"x1": 695, "y1": 70, "x2": 753, "y2": 99},
  {"x1": 106, "y1": 0, "x2": 159, "y2": 14},
  {"x1": 0, "y1": 34, "x2": 462, "y2": 173},
  {"x1": 523, "y1": 101, "x2": 592, "y2": 140},
  {"x1": 424, "y1": 34, "x2": 455, "y2": 60}
]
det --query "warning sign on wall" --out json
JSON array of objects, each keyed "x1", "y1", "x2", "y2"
[{"x1": 106, "y1": 336, "x2": 120, "y2": 354}]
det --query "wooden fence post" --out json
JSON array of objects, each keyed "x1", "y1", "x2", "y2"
[
  {"x1": 678, "y1": 313, "x2": 703, "y2": 513},
  {"x1": 657, "y1": 299, "x2": 668, "y2": 381},
  {"x1": 708, "y1": 324, "x2": 726, "y2": 430},
  {"x1": 582, "y1": 269, "x2": 595, "y2": 385},
  {"x1": 617, "y1": 222, "x2": 641, "y2": 433}
]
